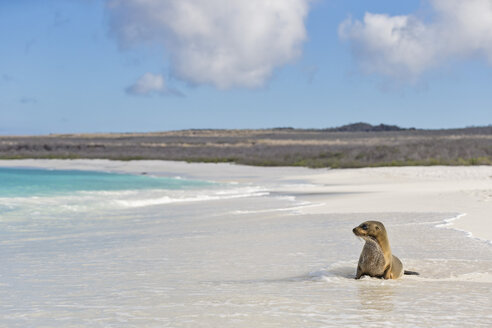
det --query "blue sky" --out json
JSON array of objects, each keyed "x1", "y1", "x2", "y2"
[{"x1": 1, "y1": 0, "x2": 491, "y2": 135}]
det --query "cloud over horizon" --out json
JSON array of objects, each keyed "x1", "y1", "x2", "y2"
[
  {"x1": 106, "y1": 0, "x2": 310, "y2": 89},
  {"x1": 339, "y1": 0, "x2": 492, "y2": 81},
  {"x1": 125, "y1": 72, "x2": 180, "y2": 97}
]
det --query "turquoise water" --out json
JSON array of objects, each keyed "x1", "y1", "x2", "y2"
[
  {"x1": 0, "y1": 167, "x2": 211, "y2": 198},
  {"x1": 0, "y1": 167, "x2": 264, "y2": 219}
]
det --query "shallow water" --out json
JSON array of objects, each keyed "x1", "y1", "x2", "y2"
[
  {"x1": 0, "y1": 169, "x2": 491, "y2": 327},
  {"x1": 0, "y1": 167, "x2": 214, "y2": 197}
]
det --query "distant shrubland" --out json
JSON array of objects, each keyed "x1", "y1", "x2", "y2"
[{"x1": 1, "y1": 123, "x2": 491, "y2": 168}]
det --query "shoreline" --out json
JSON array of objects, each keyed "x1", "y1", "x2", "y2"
[
  {"x1": 291, "y1": 165, "x2": 492, "y2": 244},
  {"x1": 0, "y1": 159, "x2": 491, "y2": 245}
]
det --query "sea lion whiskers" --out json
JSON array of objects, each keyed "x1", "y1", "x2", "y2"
[{"x1": 355, "y1": 235, "x2": 365, "y2": 243}]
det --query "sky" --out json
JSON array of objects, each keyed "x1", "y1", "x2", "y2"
[{"x1": 1, "y1": 0, "x2": 491, "y2": 135}]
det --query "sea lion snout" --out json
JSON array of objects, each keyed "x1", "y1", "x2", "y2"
[
  {"x1": 353, "y1": 223, "x2": 369, "y2": 237},
  {"x1": 352, "y1": 226, "x2": 363, "y2": 236}
]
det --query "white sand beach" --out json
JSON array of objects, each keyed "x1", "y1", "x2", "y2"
[{"x1": 0, "y1": 159, "x2": 491, "y2": 327}]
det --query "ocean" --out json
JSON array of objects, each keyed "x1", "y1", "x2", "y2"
[
  {"x1": 0, "y1": 167, "x2": 215, "y2": 197},
  {"x1": 0, "y1": 166, "x2": 491, "y2": 327}
]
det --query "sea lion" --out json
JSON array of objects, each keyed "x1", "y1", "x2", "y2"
[{"x1": 352, "y1": 221, "x2": 419, "y2": 279}]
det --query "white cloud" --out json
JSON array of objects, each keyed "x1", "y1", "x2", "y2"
[
  {"x1": 107, "y1": 0, "x2": 310, "y2": 89},
  {"x1": 126, "y1": 72, "x2": 176, "y2": 96},
  {"x1": 339, "y1": 0, "x2": 492, "y2": 80}
]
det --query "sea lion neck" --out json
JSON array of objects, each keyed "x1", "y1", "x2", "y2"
[
  {"x1": 373, "y1": 232, "x2": 390, "y2": 251},
  {"x1": 363, "y1": 221, "x2": 391, "y2": 252}
]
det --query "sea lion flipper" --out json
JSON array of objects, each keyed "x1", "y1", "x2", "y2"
[
  {"x1": 383, "y1": 264, "x2": 392, "y2": 279},
  {"x1": 391, "y1": 255, "x2": 404, "y2": 278},
  {"x1": 355, "y1": 265, "x2": 363, "y2": 279}
]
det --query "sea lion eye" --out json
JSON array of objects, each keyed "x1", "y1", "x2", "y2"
[
  {"x1": 361, "y1": 224, "x2": 368, "y2": 230},
  {"x1": 375, "y1": 226, "x2": 380, "y2": 230}
]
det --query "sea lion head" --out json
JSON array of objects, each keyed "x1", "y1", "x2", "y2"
[{"x1": 352, "y1": 221, "x2": 387, "y2": 242}]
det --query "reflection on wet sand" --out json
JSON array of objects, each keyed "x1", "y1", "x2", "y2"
[{"x1": 357, "y1": 283, "x2": 395, "y2": 312}]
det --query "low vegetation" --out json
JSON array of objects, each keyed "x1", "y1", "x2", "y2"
[{"x1": 1, "y1": 123, "x2": 491, "y2": 168}]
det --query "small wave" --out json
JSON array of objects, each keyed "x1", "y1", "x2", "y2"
[
  {"x1": 435, "y1": 213, "x2": 467, "y2": 228},
  {"x1": 0, "y1": 185, "x2": 272, "y2": 223},
  {"x1": 307, "y1": 262, "x2": 358, "y2": 282},
  {"x1": 231, "y1": 201, "x2": 325, "y2": 215},
  {"x1": 415, "y1": 272, "x2": 492, "y2": 283},
  {"x1": 435, "y1": 213, "x2": 492, "y2": 246},
  {"x1": 307, "y1": 258, "x2": 492, "y2": 284},
  {"x1": 114, "y1": 188, "x2": 270, "y2": 208}
]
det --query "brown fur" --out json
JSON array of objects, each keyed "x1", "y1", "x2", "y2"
[{"x1": 352, "y1": 221, "x2": 404, "y2": 279}]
